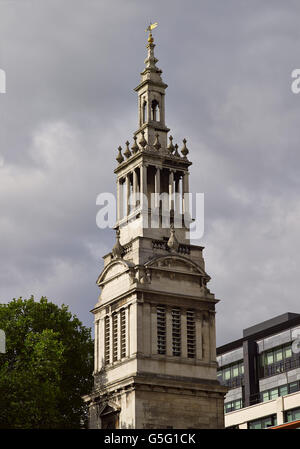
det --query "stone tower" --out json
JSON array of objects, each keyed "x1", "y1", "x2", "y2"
[{"x1": 87, "y1": 28, "x2": 227, "y2": 429}]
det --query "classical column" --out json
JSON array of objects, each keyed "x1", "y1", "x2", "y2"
[
  {"x1": 142, "y1": 302, "x2": 151, "y2": 356},
  {"x1": 117, "y1": 178, "x2": 123, "y2": 221},
  {"x1": 126, "y1": 173, "x2": 131, "y2": 216},
  {"x1": 202, "y1": 312, "x2": 210, "y2": 362},
  {"x1": 98, "y1": 317, "x2": 105, "y2": 370},
  {"x1": 140, "y1": 164, "x2": 148, "y2": 211},
  {"x1": 94, "y1": 319, "x2": 99, "y2": 372},
  {"x1": 154, "y1": 167, "x2": 161, "y2": 208},
  {"x1": 129, "y1": 301, "x2": 138, "y2": 356},
  {"x1": 182, "y1": 171, "x2": 190, "y2": 217},
  {"x1": 125, "y1": 306, "x2": 130, "y2": 357},
  {"x1": 209, "y1": 311, "x2": 216, "y2": 362},
  {"x1": 160, "y1": 93, "x2": 165, "y2": 125},
  {"x1": 136, "y1": 302, "x2": 143, "y2": 355},
  {"x1": 196, "y1": 313, "x2": 203, "y2": 360},
  {"x1": 133, "y1": 169, "x2": 138, "y2": 209},
  {"x1": 175, "y1": 175, "x2": 180, "y2": 212},
  {"x1": 147, "y1": 100, "x2": 151, "y2": 125},
  {"x1": 169, "y1": 169, "x2": 174, "y2": 210},
  {"x1": 151, "y1": 305, "x2": 158, "y2": 355}
]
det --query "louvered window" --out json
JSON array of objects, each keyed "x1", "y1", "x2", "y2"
[
  {"x1": 104, "y1": 316, "x2": 110, "y2": 365},
  {"x1": 112, "y1": 313, "x2": 118, "y2": 362},
  {"x1": 172, "y1": 308, "x2": 181, "y2": 356},
  {"x1": 157, "y1": 306, "x2": 166, "y2": 355},
  {"x1": 187, "y1": 310, "x2": 196, "y2": 358},
  {"x1": 120, "y1": 309, "x2": 126, "y2": 358}
]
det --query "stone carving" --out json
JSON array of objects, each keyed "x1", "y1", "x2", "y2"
[
  {"x1": 173, "y1": 143, "x2": 180, "y2": 157},
  {"x1": 181, "y1": 138, "x2": 189, "y2": 158},
  {"x1": 167, "y1": 223, "x2": 179, "y2": 252},
  {"x1": 131, "y1": 135, "x2": 139, "y2": 154},
  {"x1": 112, "y1": 229, "x2": 124, "y2": 259},
  {"x1": 167, "y1": 135, "x2": 175, "y2": 154},
  {"x1": 129, "y1": 268, "x2": 138, "y2": 284},
  {"x1": 116, "y1": 146, "x2": 124, "y2": 164},
  {"x1": 124, "y1": 141, "x2": 131, "y2": 159},
  {"x1": 139, "y1": 130, "x2": 147, "y2": 148},
  {"x1": 139, "y1": 267, "x2": 151, "y2": 284},
  {"x1": 153, "y1": 133, "x2": 161, "y2": 150}
]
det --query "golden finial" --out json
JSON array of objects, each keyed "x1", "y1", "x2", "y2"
[{"x1": 145, "y1": 22, "x2": 158, "y2": 44}]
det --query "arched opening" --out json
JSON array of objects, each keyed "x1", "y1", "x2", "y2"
[
  {"x1": 98, "y1": 403, "x2": 120, "y2": 429},
  {"x1": 101, "y1": 409, "x2": 119, "y2": 429},
  {"x1": 151, "y1": 99, "x2": 160, "y2": 121},
  {"x1": 142, "y1": 101, "x2": 147, "y2": 123}
]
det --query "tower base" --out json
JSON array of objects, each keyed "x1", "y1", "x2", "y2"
[{"x1": 87, "y1": 373, "x2": 227, "y2": 429}]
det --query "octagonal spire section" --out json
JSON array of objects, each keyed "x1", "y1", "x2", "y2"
[{"x1": 134, "y1": 32, "x2": 169, "y2": 149}]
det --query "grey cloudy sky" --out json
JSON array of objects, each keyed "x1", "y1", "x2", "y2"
[{"x1": 1, "y1": 0, "x2": 300, "y2": 345}]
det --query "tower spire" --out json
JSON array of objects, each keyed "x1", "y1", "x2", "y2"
[
  {"x1": 134, "y1": 22, "x2": 169, "y2": 148},
  {"x1": 144, "y1": 22, "x2": 159, "y2": 71},
  {"x1": 88, "y1": 28, "x2": 226, "y2": 430}
]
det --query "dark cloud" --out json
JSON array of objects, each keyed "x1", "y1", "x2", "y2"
[{"x1": 1, "y1": 0, "x2": 300, "y2": 344}]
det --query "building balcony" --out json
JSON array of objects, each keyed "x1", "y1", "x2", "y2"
[
  {"x1": 220, "y1": 375, "x2": 244, "y2": 389},
  {"x1": 259, "y1": 355, "x2": 300, "y2": 379}
]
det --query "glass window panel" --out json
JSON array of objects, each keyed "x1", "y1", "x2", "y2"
[
  {"x1": 284, "y1": 346, "x2": 292, "y2": 359},
  {"x1": 225, "y1": 403, "x2": 231, "y2": 413},
  {"x1": 249, "y1": 421, "x2": 261, "y2": 429},
  {"x1": 275, "y1": 349, "x2": 283, "y2": 362},
  {"x1": 232, "y1": 366, "x2": 239, "y2": 377},
  {"x1": 240, "y1": 363, "x2": 244, "y2": 375},
  {"x1": 289, "y1": 382, "x2": 298, "y2": 393},
  {"x1": 263, "y1": 417, "x2": 273, "y2": 428},
  {"x1": 266, "y1": 351, "x2": 274, "y2": 365},
  {"x1": 294, "y1": 409, "x2": 300, "y2": 420},
  {"x1": 279, "y1": 385, "x2": 288, "y2": 396},
  {"x1": 264, "y1": 415, "x2": 277, "y2": 428},
  {"x1": 270, "y1": 388, "x2": 278, "y2": 400},
  {"x1": 286, "y1": 411, "x2": 292, "y2": 423},
  {"x1": 234, "y1": 400, "x2": 242, "y2": 410},
  {"x1": 224, "y1": 368, "x2": 231, "y2": 380},
  {"x1": 262, "y1": 391, "x2": 269, "y2": 402}
]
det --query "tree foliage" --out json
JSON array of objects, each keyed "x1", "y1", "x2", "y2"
[{"x1": 0, "y1": 296, "x2": 93, "y2": 429}]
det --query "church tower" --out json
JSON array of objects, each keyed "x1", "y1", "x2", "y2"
[{"x1": 87, "y1": 27, "x2": 227, "y2": 429}]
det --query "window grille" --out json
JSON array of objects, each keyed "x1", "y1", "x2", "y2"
[
  {"x1": 104, "y1": 316, "x2": 110, "y2": 365},
  {"x1": 172, "y1": 308, "x2": 181, "y2": 356},
  {"x1": 187, "y1": 310, "x2": 196, "y2": 358},
  {"x1": 120, "y1": 309, "x2": 126, "y2": 358},
  {"x1": 112, "y1": 313, "x2": 118, "y2": 362},
  {"x1": 157, "y1": 306, "x2": 166, "y2": 354}
]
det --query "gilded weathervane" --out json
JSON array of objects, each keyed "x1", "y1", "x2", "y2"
[{"x1": 145, "y1": 21, "x2": 158, "y2": 43}]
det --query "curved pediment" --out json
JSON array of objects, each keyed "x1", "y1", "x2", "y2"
[
  {"x1": 145, "y1": 254, "x2": 209, "y2": 279},
  {"x1": 96, "y1": 259, "x2": 133, "y2": 286}
]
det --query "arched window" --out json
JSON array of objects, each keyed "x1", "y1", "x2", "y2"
[
  {"x1": 142, "y1": 101, "x2": 147, "y2": 123},
  {"x1": 151, "y1": 99, "x2": 160, "y2": 121}
]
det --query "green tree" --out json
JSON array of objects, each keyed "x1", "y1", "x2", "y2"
[{"x1": 0, "y1": 296, "x2": 93, "y2": 429}]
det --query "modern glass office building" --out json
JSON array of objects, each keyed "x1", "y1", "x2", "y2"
[{"x1": 217, "y1": 313, "x2": 300, "y2": 429}]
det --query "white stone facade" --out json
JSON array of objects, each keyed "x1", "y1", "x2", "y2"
[{"x1": 85, "y1": 30, "x2": 227, "y2": 429}]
